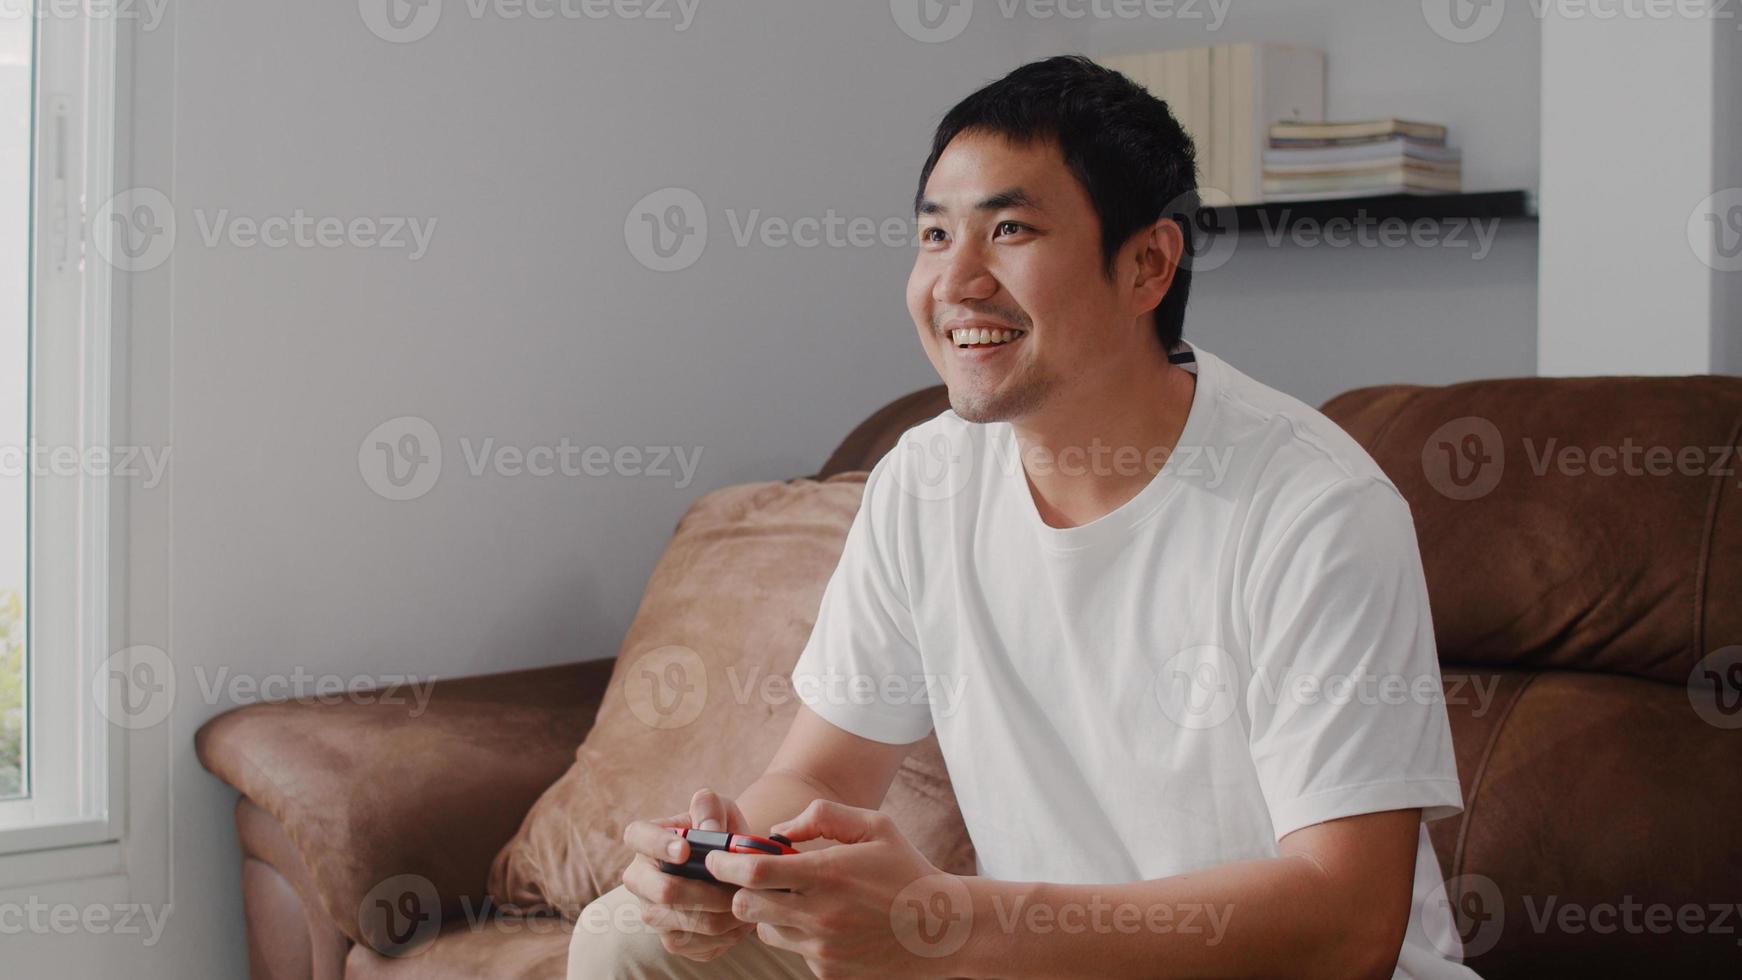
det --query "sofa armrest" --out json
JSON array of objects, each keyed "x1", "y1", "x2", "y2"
[{"x1": 195, "y1": 658, "x2": 615, "y2": 953}]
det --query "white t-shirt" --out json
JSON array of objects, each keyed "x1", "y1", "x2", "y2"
[{"x1": 790, "y1": 342, "x2": 1477, "y2": 979}]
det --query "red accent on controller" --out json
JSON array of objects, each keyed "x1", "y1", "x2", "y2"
[{"x1": 669, "y1": 826, "x2": 798, "y2": 855}]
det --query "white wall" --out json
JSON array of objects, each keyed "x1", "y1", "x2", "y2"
[{"x1": 1539, "y1": 11, "x2": 1710, "y2": 375}]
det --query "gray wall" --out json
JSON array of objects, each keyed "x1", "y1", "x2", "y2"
[
  {"x1": 6, "y1": 2, "x2": 1541, "y2": 977},
  {"x1": 1190, "y1": 221, "x2": 1539, "y2": 408},
  {"x1": 1718, "y1": 17, "x2": 1742, "y2": 377}
]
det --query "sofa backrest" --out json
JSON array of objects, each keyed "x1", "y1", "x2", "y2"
[{"x1": 1322, "y1": 374, "x2": 1742, "y2": 684}]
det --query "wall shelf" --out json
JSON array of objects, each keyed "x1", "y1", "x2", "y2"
[{"x1": 1230, "y1": 190, "x2": 1536, "y2": 234}]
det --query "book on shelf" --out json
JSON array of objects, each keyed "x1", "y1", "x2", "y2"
[
  {"x1": 1263, "y1": 186, "x2": 1461, "y2": 201},
  {"x1": 1268, "y1": 119, "x2": 1448, "y2": 143},
  {"x1": 1101, "y1": 44, "x2": 1324, "y2": 205},
  {"x1": 1261, "y1": 170, "x2": 1464, "y2": 199},
  {"x1": 1264, "y1": 158, "x2": 1462, "y2": 180},
  {"x1": 1261, "y1": 137, "x2": 1461, "y2": 167},
  {"x1": 1209, "y1": 45, "x2": 1233, "y2": 201},
  {"x1": 1263, "y1": 121, "x2": 1463, "y2": 199},
  {"x1": 1267, "y1": 133, "x2": 1444, "y2": 149}
]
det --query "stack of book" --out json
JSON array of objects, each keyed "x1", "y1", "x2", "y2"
[
  {"x1": 1262, "y1": 120, "x2": 1462, "y2": 200},
  {"x1": 1100, "y1": 45, "x2": 1325, "y2": 205}
]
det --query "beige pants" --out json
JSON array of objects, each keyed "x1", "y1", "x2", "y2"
[{"x1": 566, "y1": 883, "x2": 817, "y2": 979}]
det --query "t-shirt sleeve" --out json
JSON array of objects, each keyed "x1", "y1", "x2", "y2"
[
  {"x1": 789, "y1": 451, "x2": 935, "y2": 745},
  {"x1": 1243, "y1": 475, "x2": 1464, "y2": 839}
]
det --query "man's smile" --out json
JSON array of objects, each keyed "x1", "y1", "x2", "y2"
[{"x1": 943, "y1": 319, "x2": 1028, "y2": 360}]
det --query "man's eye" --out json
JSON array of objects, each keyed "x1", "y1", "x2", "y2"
[
  {"x1": 921, "y1": 227, "x2": 947, "y2": 244},
  {"x1": 995, "y1": 221, "x2": 1027, "y2": 237}
]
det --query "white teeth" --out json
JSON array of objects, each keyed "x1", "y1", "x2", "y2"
[{"x1": 950, "y1": 326, "x2": 1021, "y2": 347}]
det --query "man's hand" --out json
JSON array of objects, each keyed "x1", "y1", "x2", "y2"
[
  {"x1": 619, "y1": 788, "x2": 758, "y2": 962},
  {"x1": 709, "y1": 798, "x2": 958, "y2": 979}
]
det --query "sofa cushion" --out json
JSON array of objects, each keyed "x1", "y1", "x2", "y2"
[
  {"x1": 1429, "y1": 667, "x2": 1742, "y2": 978},
  {"x1": 487, "y1": 474, "x2": 975, "y2": 919}
]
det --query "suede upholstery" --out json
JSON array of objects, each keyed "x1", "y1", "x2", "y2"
[
  {"x1": 194, "y1": 661, "x2": 615, "y2": 955},
  {"x1": 1324, "y1": 375, "x2": 1742, "y2": 976},
  {"x1": 1323, "y1": 375, "x2": 1742, "y2": 684}
]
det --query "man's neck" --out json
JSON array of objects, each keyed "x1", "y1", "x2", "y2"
[{"x1": 1010, "y1": 349, "x2": 1197, "y2": 530}]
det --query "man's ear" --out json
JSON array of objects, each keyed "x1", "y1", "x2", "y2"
[{"x1": 1129, "y1": 217, "x2": 1184, "y2": 319}]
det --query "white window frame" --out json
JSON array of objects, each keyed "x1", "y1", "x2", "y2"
[{"x1": 0, "y1": 3, "x2": 124, "y2": 858}]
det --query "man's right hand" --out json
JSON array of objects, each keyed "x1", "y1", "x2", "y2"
[{"x1": 620, "y1": 788, "x2": 759, "y2": 962}]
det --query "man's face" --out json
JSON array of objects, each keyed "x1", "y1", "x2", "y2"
[{"x1": 907, "y1": 130, "x2": 1139, "y2": 424}]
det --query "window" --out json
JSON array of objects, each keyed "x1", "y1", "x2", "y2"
[
  {"x1": 0, "y1": 4, "x2": 122, "y2": 856},
  {"x1": 0, "y1": 14, "x2": 22, "y2": 803}
]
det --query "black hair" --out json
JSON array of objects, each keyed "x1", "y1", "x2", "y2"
[{"x1": 913, "y1": 54, "x2": 1199, "y2": 351}]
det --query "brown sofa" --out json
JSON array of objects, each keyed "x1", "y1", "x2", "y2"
[{"x1": 196, "y1": 374, "x2": 1742, "y2": 979}]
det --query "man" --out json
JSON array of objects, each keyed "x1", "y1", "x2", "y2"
[{"x1": 569, "y1": 55, "x2": 1475, "y2": 979}]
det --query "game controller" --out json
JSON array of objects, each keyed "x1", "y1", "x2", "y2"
[{"x1": 657, "y1": 827, "x2": 797, "y2": 883}]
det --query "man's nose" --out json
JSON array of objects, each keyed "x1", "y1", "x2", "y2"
[{"x1": 933, "y1": 239, "x2": 997, "y2": 306}]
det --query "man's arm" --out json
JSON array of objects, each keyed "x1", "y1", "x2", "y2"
[
  {"x1": 953, "y1": 808, "x2": 1420, "y2": 980},
  {"x1": 715, "y1": 704, "x2": 914, "y2": 834},
  {"x1": 713, "y1": 804, "x2": 1421, "y2": 980}
]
